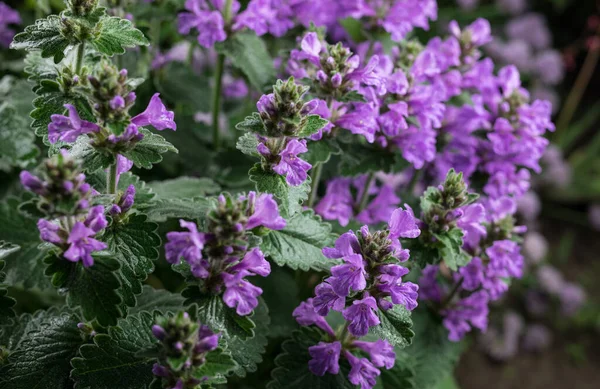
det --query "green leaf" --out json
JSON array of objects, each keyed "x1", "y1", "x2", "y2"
[
  {"x1": 216, "y1": 32, "x2": 275, "y2": 91},
  {"x1": 339, "y1": 17, "x2": 368, "y2": 43},
  {"x1": 0, "y1": 308, "x2": 82, "y2": 389},
  {"x1": 87, "y1": 171, "x2": 156, "y2": 207},
  {"x1": 183, "y1": 288, "x2": 256, "y2": 340},
  {"x1": 339, "y1": 142, "x2": 406, "y2": 177},
  {"x1": 380, "y1": 358, "x2": 415, "y2": 389},
  {"x1": 297, "y1": 115, "x2": 329, "y2": 138},
  {"x1": 337, "y1": 90, "x2": 368, "y2": 103},
  {"x1": 249, "y1": 164, "x2": 310, "y2": 217},
  {"x1": 10, "y1": 15, "x2": 70, "y2": 63},
  {"x1": 91, "y1": 16, "x2": 149, "y2": 56},
  {"x1": 260, "y1": 210, "x2": 337, "y2": 272},
  {"x1": 369, "y1": 304, "x2": 414, "y2": 348},
  {"x1": 44, "y1": 252, "x2": 124, "y2": 326},
  {"x1": 0, "y1": 100, "x2": 39, "y2": 172},
  {"x1": 70, "y1": 311, "x2": 157, "y2": 389},
  {"x1": 154, "y1": 63, "x2": 210, "y2": 111},
  {"x1": 148, "y1": 177, "x2": 220, "y2": 199},
  {"x1": 0, "y1": 197, "x2": 51, "y2": 290},
  {"x1": 0, "y1": 259, "x2": 16, "y2": 325},
  {"x1": 225, "y1": 297, "x2": 270, "y2": 377},
  {"x1": 129, "y1": 285, "x2": 185, "y2": 315},
  {"x1": 235, "y1": 112, "x2": 267, "y2": 136},
  {"x1": 67, "y1": 135, "x2": 116, "y2": 172},
  {"x1": 0, "y1": 308, "x2": 58, "y2": 351},
  {"x1": 191, "y1": 347, "x2": 237, "y2": 384},
  {"x1": 303, "y1": 139, "x2": 341, "y2": 166},
  {"x1": 0, "y1": 241, "x2": 20, "y2": 260},
  {"x1": 267, "y1": 327, "x2": 354, "y2": 389},
  {"x1": 236, "y1": 132, "x2": 261, "y2": 157},
  {"x1": 122, "y1": 128, "x2": 178, "y2": 169},
  {"x1": 31, "y1": 90, "x2": 93, "y2": 139},
  {"x1": 432, "y1": 229, "x2": 469, "y2": 271},
  {"x1": 143, "y1": 197, "x2": 212, "y2": 223}
]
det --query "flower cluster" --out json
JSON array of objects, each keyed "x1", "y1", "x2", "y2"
[
  {"x1": 293, "y1": 207, "x2": 420, "y2": 388},
  {"x1": 165, "y1": 192, "x2": 285, "y2": 315},
  {"x1": 20, "y1": 152, "x2": 108, "y2": 267},
  {"x1": 151, "y1": 312, "x2": 220, "y2": 389},
  {"x1": 0, "y1": 2, "x2": 20, "y2": 47}
]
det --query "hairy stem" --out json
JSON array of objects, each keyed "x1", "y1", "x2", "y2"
[
  {"x1": 357, "y1": 171, "x2": 376, "y2": 212},
  {"x1": 75, "y1": 42, "x2": 85, "y2": 74},
  {"x1": 211, "y1": 53, "x2": 226, "y2": 150},
  {"x1": 308, "y1": 163, "x2": 323, "y2": 207},
  {"x1": 107, "y1": 162, "x2": 118, "y2": 195}
]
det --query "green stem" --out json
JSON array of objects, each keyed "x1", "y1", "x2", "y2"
[
  {"x1": 75, "y1": 42, "x2": 85, "y2": 74},
  {"x1": 308, "y1": 163, "x2": 323, "y2": 207},
  {"x1": 107, "y1": 162, "x2": 118, "y2": 195},
  {"x1": 223, "y1": 0, "x2": 234, "y2": 22},
  {"x1": 211, "y1": 53, "x2": 226, "y2": 150},
  {"x1": 357, "y1": 171, "x2": 376, "y2": 212}
]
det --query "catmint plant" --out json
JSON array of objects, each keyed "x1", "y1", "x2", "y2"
[{"x1": 0, "y1": 0, "x2": 564, "y2": 388}]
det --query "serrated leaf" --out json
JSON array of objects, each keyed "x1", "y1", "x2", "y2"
[
  {"x1": 70, "y1": 311, "x2": 157, "y2": 389},
  {"x1": 249, "y1": 164, "x2": 310, "y2": 217},
  {"x1": 339, "y1": 142, "x2": 406, "y2": 177},
  {"x1": 121, "y1": 128, "x2": 178, "y2": 169},
  {"x1": 225, "y1": 297, "x2": 270, "y2": 377},
  {"x1": 183, "y1": 287, "x2": 255, "y2": 340},
  {"x1": 369, "y1": 304, "x2": 414, "y2": 348},
  {"x1": 91, "y1": 16, "x2": 149, "y2": 56},
  {"x1": 129, "y1": 285, "x2": 185, "y2": 315},
  {"x1": 0, "y1": 259, "x2": 16, "y2": 325},
  {"x1": 0, "y1": 308, "x2": 82, "y2": 389},
  {"x1": 191, "y1": 347, "x2": 237, "y2": 384},
  {"x1": 0, "y1": 241, "x2": 20, "y2": 260},
  {"x1": 149, "y1": 177, "x2": 220, "y2": 199},
  {"x1": 260, "y1": 210, "x2": 337, "y2": 272},
  {"x1": 66, "y1": 135, "x2": 116, "y2": 172},
  {"x1": 236, "y1": 132, "x2": 261, "y2": 157},
  {"x1": 267, "y1": 327, "x2": 354, "y2": 389},
  {"x1": 143, "y1": 197, "x2": 212, "y2": 223},
  {"x1": 297, "y1": 115, "x2": 329, "y2": 138},
  {"x1": 10, "y1": 15, "x2": 70, "y2": 63},
  {"x1": 303, "y1": 139, "x2": 341, "y2": 167},
  {"x1": 215, "y1": 32, "x2": 275, "y2": 91},
  {"x1": 45, "y1": 252, "x2": 124, "y2": 326},
  {"x1": 31, "y1": 92, "x2": 93, "y2": 139},
  {"x1": 235, "y1": 112, "x2": 268, "y2": 136},
  {"x1": 0, "y1": 197, "x2": 51, "y2": 290},
  {"x1": 433, "y1": 229, "x2": 468, "y2": 271}
]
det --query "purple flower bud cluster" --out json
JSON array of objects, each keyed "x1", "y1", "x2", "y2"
[
  {"x1": 165, "y1": 192, "x2": 285, "y2": 315},
  {"x1": 0, "y1": 2, "x2": 20, "y2": 47},
  {"x1": 315, "y1": 175, "x2": 400, "y2": 227},
  {"x1": 151, "y1": 312, "x2": 220, "y2": 388},
  {"x1": 293, "y1": 207, "x2": 421, "y2": 387},
  {"x1": 109, "y1": 184, "x2": 136, "y2": 217},
  {"x1": 178, "y1": 0, "x2": 295, "y2": 48}
]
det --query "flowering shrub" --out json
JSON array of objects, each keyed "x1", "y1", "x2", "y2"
[{"x1": 0, "y1": 0, "x2": 557, "y2": 388}]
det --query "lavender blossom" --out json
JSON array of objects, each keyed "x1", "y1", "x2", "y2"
[
  {"x1": 308, "y1": 341, "x2": 342, "y2": 376},
  {"x1": 0, "y1": 2, "x2": 20, "y2": 47},
  {"x1": 131, "y1": 93, "x2": 176, "y2": 131},
  {"x1": 48, "y1": 104, "x2": 101, "y2": 144},
  {"x1": 272, "y1": 139, "x2": 312, "y2": 186}
]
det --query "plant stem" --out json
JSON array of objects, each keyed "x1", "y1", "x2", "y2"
[
  {"x1": 440, "y1": 276, "x2": 464, "y2": 310},
  {"x1": 357, "y1": 171, "x2": 376, "y2": 212},
  {"x1": 75, "y1": 42, "x2": 85, "y2": 74},
  {"x1": 107, "y1": 162, "x2": 118, "y2": 195},
  {"x1": 211, "y1": 53, "x2": 226, "y2": 150},
  {"x1": 223, "y1": 0, "x2": 234, "y2": 22},
  {"x1": 308, "y1": 163, "x2": 323, "y2": 207},
  {"x1": 555, "y1": 31, "x2": 600, "y2": 135}
]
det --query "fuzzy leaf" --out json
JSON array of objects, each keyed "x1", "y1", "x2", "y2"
[
  {"x1": 183, "y1": 287, "x2": 256, "y2": 340},
  {"x1": 129, "y1": 285, "x2": 185, "y2": 315},
  {"x1": 235, "y1": 112, "x2": 267, "y2": 136},
  {"x1": 70, "y1": 311, "x2": 157, "y2": 389},
  {"x1": 339, "y1": 143, "x2": 407, "y2": 177},
  {"x1": 337, "y1": 89, "x2": 368, "y2": 103},
  {"x1": 190, "y1": 347, "x2": 237, "y2": 384},
  {"x1": 10, "y1": 15, "x2": 70, "y2": 62},
  {"x1": 44, "y1": 252, "x2": 124, "y2": 326},
  {"x1": 267, "y1": 327, "x2": 354, "y2": 389},
  {"x1": 296, "y1": 115, "x2": 329, "y2": 138},
  {"x1": 148, "y1": 177, "x2": 220, "y2": 199},
  {"x1": 216, "y1": 32, "x2": 275, "y2": 91},
  {"x1": 0, "y1": 241, "x2": 20, "y2": 260},
  {"x1": 0, "y1": 197, "x2": 50, "y2": 290},
  {"x1": 260, "y1": 210, "x2": 337, "y2": 272},
  {"x1": 0, "y1": 308, "x2": 82, "y2": 389},
  {"x1": 370, "y1": 304, "x2": 414, "y2": 348},
  {"x1": 30, "y1": 89, "x2": 93, "y2": 139},
  {"x1": 304, "y1": 139, "x2": 341, "y2": 166},
  {"x1": 143, "y1": 198, "x2": 212, "y2": 223},
  {"x1": 0, "y1": 102, "x2": 39, "y2": 172},
  {"x1": 87, "y1": 171, "x2": 156, "y2": 207},
  {"x1": 0, "y1": 259, "x2": 16, "y2": 325},
  {"x1": 121, "y1": 128, "x2": 178, "y2": 169},
  {"x1": 67, "y1": 135, "x2": 116, "y2": 172},
  {"x1": 91, "y1": 16, "x2": 149, "y2": 56},
  {"x1": 236, "y1": 132, "x2": 261, "y2": 157},
  {"x1": 249, "y1": 164, "x2": 310, "y2": 218},
  {"x1": 432, "y1": 229, "x2": 469, "y2": 271}
]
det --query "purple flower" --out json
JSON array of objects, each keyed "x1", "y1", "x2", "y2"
[
  {"x1": 64, "y1": 222, "x2": 107, "y2": 267},
  {"x1": 505, "y1": 13, "x2": 551, "y2": 50},
  {"x1": 273, "y1": 139, "x2": 312, "y2": 186},
  {"x1": 388, "y1": 206, "x2": 420, "y2": 239},
  {"x1": 322, "y1": 231, "x2": 361, "y2": 259},
  {"x1": 20, "y1": 171, "x2": 48, "y2": 196},
  {"x1": 329, "y1": 254, "x2": 367, "y2": 296},
  {"x1": 246, "y1": 192, "x2": 286, "y2": 230},
  {"x1": 84, "y1": 206, "x2": 108, "y2": 233},
  {"x1": 559, "y1": 283, "x2": 586, "y2": 317},
  {"x1": 308, "y1": 341, "x2": 341, "y2": 376},
  {"x1": 313, "y1": 282, "x2": 346, "y2": 316},
  {"x1": 442, "y1": 291, "x2": 489, "y2": 341},
  {"x1": 228, "y1": 247, "x2": 270, "y2": 277},
  {"x1": 457, "y1": 204, "x2": 487, "y2": 249},
  {"x1": 342, "y1": 294, "x2": 380, "y2": 337},
  {"x1": 131, "y1": 93, "x2": 176, "y2": 131},
  {"x1": 0, "y1": 2, "x2": 20, "y2": 47},
  {"x1": 345, "y1": 351, "x2": 381, "y2": 389},
  {"x1": 165, "y1": 220, "x2": 206, "y2": 265},
  {"x1": 486, "y1": 240, "x2": 523, "y2": 279},
  {"x1": 195, "y1": 325, "x2": 219, "y2": 353},
  {"x1": 178, "y1": 0, "x2": 235, "y2": 48},
  {"x1": 449, "y1": 18, "x2": 492, "y2": 47},
  {"x1": 222, "y1": 270, "x2": 263, "y2": 315},
  {"x1": 292, "y1": 299, "x2": 335, "y2": 336},
  {"x1": 353, "y1": 340, "x2": 396, "y2": 369},
  {"x1": 235, "y1": 0, "x2": 295, "y2": 37},
  {"x1": 314, "y1": 178, "x2": 354, "y2": 227},
  {"x1": 458, "y1": 257, "x2": 484, "y2": 291},
  {"x1": 48, "y1": 104, "x2": 100, "y2": 144},
  {"x1": 37, "y1": 219, "x2": 63, "y2": 245},
  {"x1": 356, "y1": 185, "x2": 400, "y2": 225}
]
